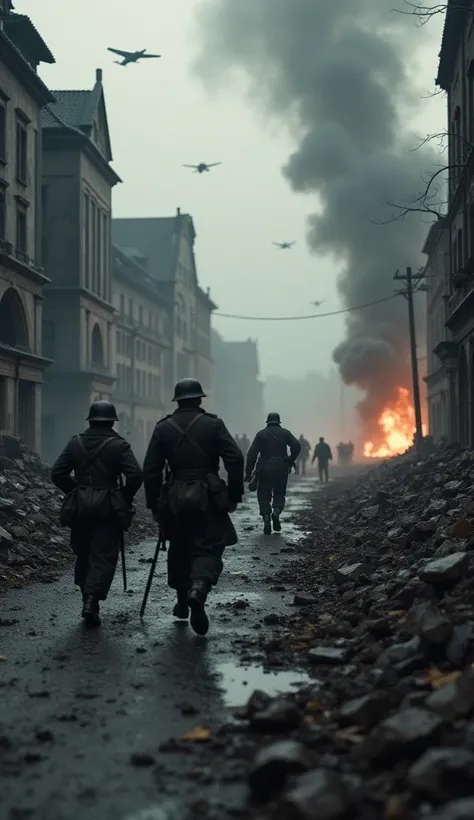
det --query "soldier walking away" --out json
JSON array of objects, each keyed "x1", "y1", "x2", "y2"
[
  {"x1": 143, "y1": 378, "x2": 244, "y2": 636},
  {"x1": 51, "y1": 401, "x2": 143, "y2": 627},
  {"x1": 312, "y1": 436, "x2": 333, "y2": 483},
  {"x1": 245, "y1": 412, "x2": 301, "y2": 535},
  {"x1": 295, "y1": 434, "x2": 310, "y2": 475}
]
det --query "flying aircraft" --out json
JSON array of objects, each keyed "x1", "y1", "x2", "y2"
[
  {"x1": 311, "y1": 300, "x2": 326, "y2": 308},
  {"x1": 273, "y1": 241, "x2": 296, "y2": 249},
  {"x1": 107, "y1": 48, "x2": 161, "y2": 66},
  {"x1": 183, "y1": 162, "x2": 222, "y2": 174}
]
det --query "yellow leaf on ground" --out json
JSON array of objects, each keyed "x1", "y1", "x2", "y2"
[
  {"x1": 424, "y1": 667, "x2": 462, "y2": 689},
  {"x1": 289, "y1": 643, "x2": 308, "y2": 651},
  {"x1": 0, "y1": 656, "x2": 5, "y2": 662},
  {"x1": 180, "y1": 726, "x2": 212, "y2": 742},
  {"x1": 306, "y1": 700, "x2": 323, "y2": 713},
  {"x1": 303, "y1": 715, "x2": 314, "y2": 725},
  {"x1": 388, "y1": 610, "x2": 406, "y2": 618}
]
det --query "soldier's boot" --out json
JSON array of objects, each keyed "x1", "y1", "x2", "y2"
[
  {"x1": 263, "y1": 515, "x2": 271, "y2": 535},
  {"x1": 173, "y1": 589, "x2": 189, "y2": 620},
  {"x1": 81, "y1": 595, "x2": 101, "y2": 627},
  {"x1": 272, "y1": 510, "x2": 282, "y2": 532},
  {"x1": 188, "y1": 581, "x2": 210, "y2": 636}
]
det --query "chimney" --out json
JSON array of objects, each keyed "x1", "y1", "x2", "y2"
[
  {"x1": 176, "y1": 207, "x2": 181, "y2": 217},
  {"x1": 96, "y1": 68, "x2": 102, "y2": 83}
]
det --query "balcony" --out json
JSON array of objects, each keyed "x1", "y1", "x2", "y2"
[{"x1": 0, "y1": 238, "x2": 48, "y2": 283}]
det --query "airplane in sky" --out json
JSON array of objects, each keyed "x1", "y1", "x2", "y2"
[
  {"x1": 183, "y1": 162, "x2": 222, "y2": 173},
  {"x1": 107, "y1": 48, "x2": 161, "y2": 66},
  {"x1": 273, "y1": 241, "x2": 296, "y2": 249},
  {"x1": 311, "y1": 300, "x2": 326, "y2": 308}
]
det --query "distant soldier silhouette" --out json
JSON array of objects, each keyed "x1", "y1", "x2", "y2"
[
  {"x1": 295, "y1": 435, "x2": 310, "y2": 475},
  {"x1": 312, "y1": 437, "x2": 332, "y2": 483},
  {"x1": 245, "y1": 412, "x2": 300, "y2": 534}
]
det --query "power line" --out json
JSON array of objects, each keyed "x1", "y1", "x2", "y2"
[{"x1": 214, "y1": 292, "x2": 402, "y2": 322}]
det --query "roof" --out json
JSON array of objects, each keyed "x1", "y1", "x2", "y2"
[
  {"x1": 436, "y1": 0, "x2": 472, "y2": 90},
  {"x1": 112, "y1": 244, "x2": 169, "y2": 305},
  {"x1": 112, "y1": 215, "x2": 192, "y2": 282},
  {"x1": 1, "y1": 12, "x2": 55, "y2": 66},
  {"x1": 422, "y1": 218, "x2": 447, "y2": 256},
  {"x1": 41, "y1": 90, "x2": 97, "y2": 130},
  {"x1": 41, "y1": 71, "x2": 114, "y2": 165}
]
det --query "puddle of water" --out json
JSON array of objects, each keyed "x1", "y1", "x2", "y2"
[
  {"x1": 217, "y1": 661, "x2": 311, "y2": 707},
  {"x1": 216, "y1": 591, "x2": 263, "y2": 605}
]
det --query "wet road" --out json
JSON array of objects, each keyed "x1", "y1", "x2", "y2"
[{"x1": 0, "y1": 478, "x2": 317, "y2": 820}]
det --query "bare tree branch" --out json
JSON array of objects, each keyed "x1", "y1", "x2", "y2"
[{"x1": 395, "y1": 2, "x2": 474, "y2": 25}]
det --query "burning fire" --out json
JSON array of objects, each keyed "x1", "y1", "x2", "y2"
[{"x1": 364, "y1": 387, "x2": 418, "y2": 458}]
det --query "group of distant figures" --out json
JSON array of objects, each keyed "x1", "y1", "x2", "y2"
[
  {"x1": 234, "y1": 432, "x2": 337, "y2": 484},
  {"x1": 337, "y1": 441, "x2": 355, "y2": 466}
]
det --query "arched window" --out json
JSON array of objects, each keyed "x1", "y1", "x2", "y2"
[
  {"x1": 0, "y1": 287, "x2": 29, "y2": 349},
  {"x1": 91, "y1": 322, "x2": 104, "y2": 366}
]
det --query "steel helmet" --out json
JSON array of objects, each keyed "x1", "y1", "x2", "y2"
[
  {"x1": 87, "y1": 400, "x2": 119, "y2": 422},
  {"x1": 266, "y1": 412, "x2": 281, "y2": 425},
  {"x1": 172, "y1": 378, "x2": 207, "y2": 402}
]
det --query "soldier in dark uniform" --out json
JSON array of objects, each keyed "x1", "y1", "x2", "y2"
[
  {"x1": 295, "y1": 435, "x2": 311, "y2": 475},
  {"x1": 143, "y1": 378, "x2": 244, "y2": 636},
  {"x1": 51, "y1": 400, "x2": 143, "y2": 627},
  {"x1": 245, "y1": 412, "x2": 300, "y2": 535},
  {"x1": 312, "y1": 436, "x2": 333, "y2": 483}
]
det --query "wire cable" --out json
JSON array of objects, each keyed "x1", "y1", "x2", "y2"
[{"x1": 214, "y1": 292, "x2": 403, "y2": 321}]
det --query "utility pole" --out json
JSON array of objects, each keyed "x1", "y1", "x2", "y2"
[
  {"x1": 394, "y1": 266, "x2": 424, "y2": 456},
  {"x1": 340, "y1": 381, "x2": 345, "y2": 441}
]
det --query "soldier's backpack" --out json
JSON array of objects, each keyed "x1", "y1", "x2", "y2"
[
  {"x1": 166, "y1": 415, "x2": 211, "y2": 516},
  {"x1": 60, "y1": 436, "x2": 117, "y2": 527}
]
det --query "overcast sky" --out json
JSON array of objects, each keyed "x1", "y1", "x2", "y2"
[{"x1": 18, "y1": 0, "x2": 444, "y2": 379}]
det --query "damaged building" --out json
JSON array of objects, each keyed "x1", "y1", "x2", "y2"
[
  {"x1": 40, "y1": 68, "x2": 121, "y2": 461},
  {"x1": 211, "y1": 331, "x2": 264, "y2": 436},
  {"x1": 112, "y1": 212, "x2": 216, "y2": 410},
  {"x1": 0, "y1": 3, "x2": 55, "y2": 451},
  {"x1": 427, "y1": 2, "x2": 474, "y2": 446}
]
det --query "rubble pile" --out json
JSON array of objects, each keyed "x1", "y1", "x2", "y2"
[
  {"x1": 0, "y1": 435, "x2": 156, "y2": 590},
  {"x1": 165, "y1": 445, "x2": 474, "y2": 819}
]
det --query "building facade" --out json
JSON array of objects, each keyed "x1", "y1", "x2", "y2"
[
  {"x1": 111, "y1": 245, "x2": 172, "y2": 461},
  {"x1": 424, "y1": 220, "x2": 451, "y2": 442},
  {"x1": 0, "y1": 6, "x2": 54, "y2": 451},
  {"x1": 211, "y1": 331, "x2": 264, "y2": 436},
  {"x1": 112, "y1": 209, "x2": 215, "y2": 408},
  {"x1": 40, "y1": 69, "x2": 121, "y2": 462},
  {"x1": 434, "y1": 2, "x2": 474, "y2": 445}
]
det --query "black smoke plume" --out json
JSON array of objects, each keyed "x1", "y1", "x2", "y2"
[{"x1": 193, "y1": 0, "x2": 435, "y2": 443}]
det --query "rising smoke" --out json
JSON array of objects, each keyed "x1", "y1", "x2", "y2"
[{"x1": 193, "y1": 0, "x2": 435, "y2": 442}]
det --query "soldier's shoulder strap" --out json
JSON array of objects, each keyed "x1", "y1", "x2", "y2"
[
  {"x1": 204, "y1": 412, "x2": 218, "y2": 419},
  {"x1": 155, "y1": 414, "x2": 171, "y2": 426}
]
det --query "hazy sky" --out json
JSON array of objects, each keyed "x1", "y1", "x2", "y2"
[{"x1": 19, "y1": 0, "x2": 444, "y2": 379}]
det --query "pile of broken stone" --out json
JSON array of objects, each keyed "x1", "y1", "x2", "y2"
[
  {"x1": 0, "y1": 435, "x2": 156, "y2": 590},
  {"x1": 168, "y1": 444, "x2": 474, "y2": 819}
]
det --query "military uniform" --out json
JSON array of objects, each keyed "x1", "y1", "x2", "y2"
[
  {"x1": 51, "y1": 401, "x2": 143, "y2": 625},
  {"x1": 312, "y1": 438, "x2": 332, "y2": 483},
  {"x1": 245, "y1": 413, "x2": 300, "y2": 534},
  {"x1": 143, "y1": 378, "x2": 244, "y2": 635},
  {"x1": 295, "y1": 436, "x2": 310, "y2": 475}
]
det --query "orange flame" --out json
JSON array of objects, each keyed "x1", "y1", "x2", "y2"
[{"x1": 364, "y1": 387, "x2": 418, "y2": 458}]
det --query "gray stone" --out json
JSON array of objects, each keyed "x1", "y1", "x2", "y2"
[
  {"x1": 250, "y1": 699, "x2": 300, "y2": 733},
  {"x1": 335, "y1": 563, "x2": 371, "y2": 584},
  {"x1": 392, "y1": 579, "x2": 434, "y2": 609},
  {"x1": 294, "y1": 592, "x2": 318, "y2": 606},
  {"x1": 308, "y1": 646, "x2": 351, "y2": 665},
  {"x1": 426, "y1": 668, "x2": 474, "y2": 721},
  {"x1": 275, "y1": 769, "x2": 352, "y2": 820},
  {"x1": 405, "y1": 601, "x2": 453, "y2": 645},
  {"x1": 248, "y1": 741, "x2": 311, "y2": 797},
  {"x1": 339, "y1": 693, "x2": 389, "y2": 730},
  {"x1": 446, "y1": 623, "x2": 474, "y2": 666},
  {"x1": 409, "y1": 747, "x2": 474, "y2": 800},
  {"x1": 420, "y1": 552, "x2": 469, "y2": 585},
  {"x1": 365, "y1": 707, "x2": 442, "y2": 760},
  {"x1": 425, "y1": 798, "x2": 474, "y2": 820},
  {"x1": 375, "y1": 636, "x2": 423, "y2": 669}
]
